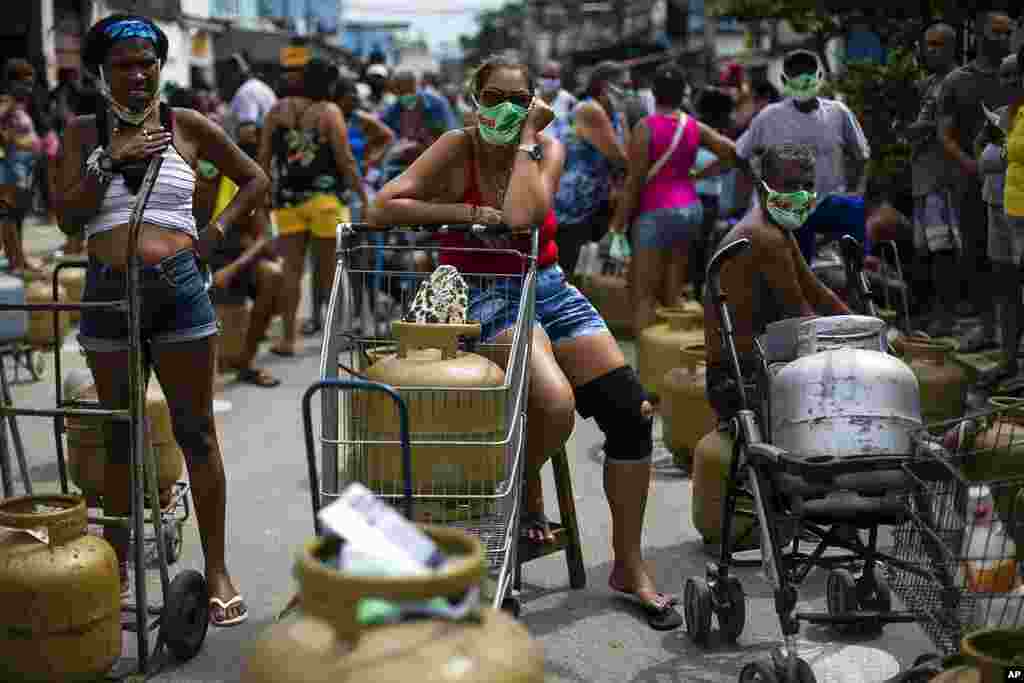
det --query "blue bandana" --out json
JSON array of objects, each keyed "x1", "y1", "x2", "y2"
[{"x1": 103, "y1": 19, "x2": 160, "y2": 46}]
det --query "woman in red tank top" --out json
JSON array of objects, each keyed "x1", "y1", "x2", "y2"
[{"x1": 369, "y1": 54, "x2": 683, "y2": 630}]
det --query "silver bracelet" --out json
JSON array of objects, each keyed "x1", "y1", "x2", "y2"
[{"x1": 86, "y1": 147, "x2": 114, "y2": 184}]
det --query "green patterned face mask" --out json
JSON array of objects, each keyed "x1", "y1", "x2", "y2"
[
  {"x1": 781, "y1": 72, "x2": 821, "y2": 103},
  {"x1": 762, "y1": 180, "x2": 816, "y2": 230},
  {"x1": 477, "y1": 100, "x2": 528, "y2": 146}
]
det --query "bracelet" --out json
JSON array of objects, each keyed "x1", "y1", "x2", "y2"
[{"x1": 85, "y1": 147, "x2": 114, "y2": 184}]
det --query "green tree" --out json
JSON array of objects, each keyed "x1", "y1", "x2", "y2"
[
  {"x1": 458, "y1": 2, "x2": 526, "y2": 69},
  {"x1": 705, "y1": 0, "x2": 841, "y2": 73}
]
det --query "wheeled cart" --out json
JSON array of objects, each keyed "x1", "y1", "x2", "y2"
[
  {"x1": 316, "y1": 221, "x2": 537, "y2": 613},
  {"x1": 0, "y1": 158, "x2": 208, "y2": 680}
]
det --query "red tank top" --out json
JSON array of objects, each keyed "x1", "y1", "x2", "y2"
[{"x1": 437, "y1": 143, "x2": 559, "y2": 275}]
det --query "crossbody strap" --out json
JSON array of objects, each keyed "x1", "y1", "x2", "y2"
[{"x1": 646, "y1": 112, "x2": 687, "y2": 182}]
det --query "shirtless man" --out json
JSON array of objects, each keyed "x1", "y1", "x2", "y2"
[{"x1": 704, "y1": 143, "x2": 850, "y2": 420}]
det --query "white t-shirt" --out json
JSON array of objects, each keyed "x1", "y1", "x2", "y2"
[
  {"x1": 230, "y1": 78, "x2": 278, "y2": 126},
  {"x1": 737, "y1": 97, "x2": 870, "y2": 196},
  {"x1": 548, "y1": 89, "x2": 578, "y2": 120}
]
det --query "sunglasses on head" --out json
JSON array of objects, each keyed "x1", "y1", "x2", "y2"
[{"x1": 477, "y1": 87, "x2": 532, "y2": 109}]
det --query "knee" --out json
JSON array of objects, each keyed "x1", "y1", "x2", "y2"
[
  {"x1": 169, "y1": 410, "x2": 218, "y2": 464},
  {"x1": 575, "y1": 366, "x2": 653, "y2": 463},
  {"x1": 530, "y1": 385, "x2": 576, "y2": 448}
]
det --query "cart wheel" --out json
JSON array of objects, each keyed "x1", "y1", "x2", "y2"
[
  {"x1": 160, "y1": 570, "x2": 209, "y2": 662},
  {"x1": 29, "y1": 351, "x2": 46, "y2": 380},
  {"x1": 793, "y1": 658, "x2": 816, "y2": 683},
  {"x1": 738, "y1": 659, "x2": 779, "y2": 683},
  {"x1": 501, "y1": 596, "x2": 521, "y2": 619},
  {"x1": 858, "y1": 565, "x2": 892, "y2": 614},
  {"x1": 826, "y1": 568, "x2": 859, "y2": 635},
  {"x1": 684, "y1": 576, "x2": 713, "y2": 645},
  {"x1": 716, "y1": 575, "x2": 746, "y2": 644},
  {"x1": 161, "y1": 522, "x2": 182, "y2": 565}
]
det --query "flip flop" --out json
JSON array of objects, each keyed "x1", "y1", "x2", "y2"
[
  {"x1": 611, "y1": 587, "x2": 683, "y2": 631},
  {"x1": 237, "y1": 368, "x2": 281, "y2": 387},
  {"x1": 269, "y1": 347, "x2": 297, "y2": 357},
  {"x1": 519, "y1": 512, "x2": 555, "y2": 545},
  {"x1": 210, "y1": 595, "x2": 248, "y2": 627}
]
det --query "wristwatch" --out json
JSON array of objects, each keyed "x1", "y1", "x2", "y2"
[
  {"x1": 98, "y1": 151, "x2": 116, "y2": 175},
  {"x1": 518, "y1": 143, "x2": 543, "y2": 161}
]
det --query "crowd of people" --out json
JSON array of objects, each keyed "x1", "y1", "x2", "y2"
[{"x1": 3, "y1": 7, "x2": 1022, "y2": 633}]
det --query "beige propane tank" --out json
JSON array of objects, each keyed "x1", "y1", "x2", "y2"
[
  {"x1": 241, "y1": 527, "x2": 544, "y2": 683},
  {"x1": 691, "y1": 426, "x2": 759, "y2": 550},
  {"x1": 638, "y1": 308, "x2": 704, "y2": 399},
  {"x1": 0, "y1": 495, "x2": 120, "y2": 682},
  {"x1": 901, "y1": 339, "x2": 967, "y2": 423},
  {"x1": 580, "y1": 271, "x2": 634, "y2": 338},
  {"x1": 677, "y1": 285, "x2": 704, "y2": 317},
  {"x1": 58, "y1": 268, "x2": 86, "y2": 324},
  {"x1": 661, "y1": 344, "x2": 716, "y2": 470},
  {"x1": 26, "y1": 280, "x2": 70, "y2": 348},
  {"x1": 215, "y1": 302, "x2": 250, "y2": 371},
  {"x1": 361, "y1": 322, "x2": 506, "y2": 522},
  {"x1": 65, "y1": 379, "x2": 183, "y2": 505}
]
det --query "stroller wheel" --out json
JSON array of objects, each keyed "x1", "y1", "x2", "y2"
[
  {"x1": 738, "y1": 659, "x2": 778, "y2": 683},
  {"x1": 792, "y1": 658, "x2": 816, "y2": 683},
  {"x1": 684, "y1": 576, "x2": 713, "y2": 645},
  {"x1": 858, "y1": 565, "x2": 892, "y2": 613},
  {"x1": 826, "y1": 568, "x2": 860, "y2": 635},
  {"x1": 716, "y1": 575, "x2": 746, "y2": 644}
]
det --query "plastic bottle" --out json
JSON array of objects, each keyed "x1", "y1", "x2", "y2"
[{"x1": 962, "y1": 486, "x2": 1019, "y2": 593}]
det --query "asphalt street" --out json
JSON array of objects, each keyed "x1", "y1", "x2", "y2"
[{"x1": 6, "y1": 219, "x2": 937, "y2": 683}]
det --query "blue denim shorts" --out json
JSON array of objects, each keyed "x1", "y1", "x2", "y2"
[
  {"x1": 0, "y1": 149, "x2": 37, "y2": 192},
  {"x1": 469, "y1": 264, "x2": 609, "y2": 344},
  {"x1": 78, "y1": 249, "x2": 220, "y2": 353},
  {"x1": 632, "y1": 203, "x2": 704, "y2": 249}
]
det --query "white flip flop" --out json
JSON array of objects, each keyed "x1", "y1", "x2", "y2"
[{"x1": 209, "y1": 595, "x2": 248, "y2": 627}]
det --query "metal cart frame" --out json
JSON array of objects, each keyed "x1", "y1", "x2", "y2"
[
  {"x1": 317, "y1": 221, "x2": 537, "y2": 611},
  {"x1": 0, "y1": 157, "x2": 209, "y2": 680}
]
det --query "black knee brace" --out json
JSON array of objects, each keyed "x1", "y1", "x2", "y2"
[{"x1": 574, "y1": 365, "x2": 653, "y2": 463}]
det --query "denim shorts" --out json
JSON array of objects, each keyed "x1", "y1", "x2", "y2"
[
  {"x1": 632, "y1": 203, "x2": 704, "y2": 249},
  {"x1": 469, "y1": 264, "x2": 609, "y2": 344},
  {"x1": 0, "y1": 149, "x2": 37, "y2": 192},
  {"x1": 78, "y1": 249, "x2": 220, "y2": 353}
]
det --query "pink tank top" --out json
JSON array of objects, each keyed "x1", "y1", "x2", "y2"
[{"x1": 637, "y1": 113, "x2": 699, "y2": 215}]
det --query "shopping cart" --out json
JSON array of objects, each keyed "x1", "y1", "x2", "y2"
[
  {"x1": 890, "y1": 407, "x2": 1024, "y2": 657},
  {"x1": 315, "y1": 221, "x2": 536, "y2": 614}
]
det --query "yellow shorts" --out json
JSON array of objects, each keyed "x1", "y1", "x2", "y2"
[{"x1": 273, "y1": 193, "x2": 350, "y2": 240}]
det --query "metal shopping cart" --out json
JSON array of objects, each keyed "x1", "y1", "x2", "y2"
[
  {"x1": 315, "y1": 221, "x2": 536, "y2": 614},
  {"x1": 890, "y1": 407, "x2": 1024, "y2": 658}
]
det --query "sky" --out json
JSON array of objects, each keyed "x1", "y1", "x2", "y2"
[{"x1": 343, "y1": 0, "x2": 506, "y2": 53}]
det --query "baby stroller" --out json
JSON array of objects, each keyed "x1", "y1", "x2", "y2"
[{"x1": 684, "y1": 238, "x2": 938, "y2": 683}]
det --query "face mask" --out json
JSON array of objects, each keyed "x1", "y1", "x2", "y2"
[
  {"x1": 781, "y1": 72, "x2": 821, "y2": 103},
  {"x1": 762, "y1": 180, "x2": 816, "y2": 230},
  {"x1": 539, "y1": 77, "x2": 560, "y2": 93},
  {"x1": 398, "y1": 94, "x2": 418, "y2": 109},
  {"x1": 477, "y1": 100, "x2": 528, "y2": 145}
]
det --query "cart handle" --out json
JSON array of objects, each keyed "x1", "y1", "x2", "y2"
[
  {"x1": 839, "y1": 234, "x2": 878, "y2": 317},
  {"x1": 338, "y1": 221, "x2": 531, "y2": 236},
  {"x1": 706, "y1": 238, "x2": 751, "y2": 305},
  {"x1": 302, "y1": 379, "x2": 414, "y2": 531}
]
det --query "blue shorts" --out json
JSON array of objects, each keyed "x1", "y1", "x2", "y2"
[
  {"x1": 469, "y1": 264, "x2": 609, "y2": 344},
  {"x1": 79, "y1": 249, "x2": 220, "y2": 353},
  {"x1": 0, "y1": 149, "x2": 37, "y2": 192},
  {"x1": 632, "y1": 203, "x2": 704, "y2": 249}
]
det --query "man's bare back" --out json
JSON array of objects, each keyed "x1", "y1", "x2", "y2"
[{"x1": 704, "y1": 206, "x2": 849, "y2": 367}]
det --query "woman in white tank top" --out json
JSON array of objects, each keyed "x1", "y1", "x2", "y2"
[{"x1": 55, "y1": 14, "x2": 268, "y2": 627}]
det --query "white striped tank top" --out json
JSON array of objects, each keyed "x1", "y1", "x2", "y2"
[{"x1": 85, "y1": 145, "x2": 198, "y2": 240}]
